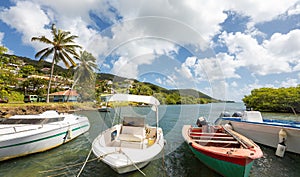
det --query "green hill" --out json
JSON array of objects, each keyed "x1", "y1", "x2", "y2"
[{"x1": 1, "y1": 54, "x2": 218, "y2": 104}]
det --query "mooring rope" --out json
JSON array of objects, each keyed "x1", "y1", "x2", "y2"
[
  {"x1": 119, "y1": 149, "x2": 146, "y2": 176},
  {"x1": 162, "y1": 140, "x2": 167, "y2": 177},
  {"x1": 39, "y1": 151, "x2": 115, "y2": 175},
  {"x1": 76, "y1": 148, "x2": 92, "y2": 177},
  {"x1": 46, "y1": 171, "x2": 67, "y2": 177}
]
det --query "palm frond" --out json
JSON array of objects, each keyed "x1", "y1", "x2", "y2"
[
  {"x1": 58, "y1": 52, "x2": 71, "y2": 68},
  {"x1": 40, "y1": 48, "x2": 54, "y2": 61},
  {"x1": 63, "y1": 35, "x2": 79, "y2": 43},
  {"x1": 51, "y1": 24, "x2": 57, "y2": 36},
  {"x1": 34, "y1": 47, "x2": 51, "y2": 59},
  {"x1": 61, "y1": 50, "x2": 77, "y2": 67},
  {"x1": 31, "y1": 36, "x2": 54, "y2": 45}
]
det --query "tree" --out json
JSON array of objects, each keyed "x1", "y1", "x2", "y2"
[
  {"x1": 243, "y1": 87, "x2": 300, "y2": 113},
  {"x1": 31, "y1": 24, "x2": 81, "y2": 102},
  {"x1": 67, "y1": 50, "x2": 98, "y2": 102},
  {"x1": 20, "y1": 65, "x2": 36, "y2": 77},
  {"x1": 0, "y1": 46, "x2": 8, "y2": 55}
]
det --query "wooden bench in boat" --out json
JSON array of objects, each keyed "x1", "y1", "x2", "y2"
[
  {"x1": 194, "y1": 139, "x2": 239, "y2": 144},
  {"x1": 189, "y1": 132, "x2": 228, "y2": 136},
  {"x1": 190, "y1": 135, "x2": 234, "y2": 140}
]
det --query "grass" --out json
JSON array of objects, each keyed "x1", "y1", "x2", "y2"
[{"x1": 0, "y1": 102, "x2": 97, "y2": 110}]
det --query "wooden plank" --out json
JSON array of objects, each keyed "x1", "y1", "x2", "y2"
[
  {"x1": 190, "y1": 135, "x2": 234, "y2": 140},
  {"x1": 194, "y1": 139, "x2": 239, "y2": 144},
  {"x1": 223, "y1": 126, "x2": 254, "y2": 148},
  {"x1": 189, "y1": 132, "x2": 228, "y2": 136}
]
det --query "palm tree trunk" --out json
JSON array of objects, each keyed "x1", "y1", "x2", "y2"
[
  {"x1": 46, "y1": 54, "x2": 56, "y2": 103},
  {"x1": 66, "y1": 76, "x2": 80, "y2": 102}
]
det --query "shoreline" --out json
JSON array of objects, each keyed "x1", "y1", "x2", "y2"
[{"x1": 0, "y1": 102, "x2": 98, "y2": 118}]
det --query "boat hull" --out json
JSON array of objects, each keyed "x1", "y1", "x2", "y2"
[
  {"x1": 0, "y1": 116, "x2": 90, "y2": 161},
  {"x1": 189, "y1": 144, "x2": 254, "y2": 177},
  {"x1": 108, "y1": 158, "x2": 150, "y2": 174},
  {"x1": 182, "y1": 125, "x2": 262, "y2": 177},
  {"x1": 92, "y1": 125, "x2": 164, "y2": 174},
  {"x1": 228, "y1": 120, "x2": 300, "y2": 154}
]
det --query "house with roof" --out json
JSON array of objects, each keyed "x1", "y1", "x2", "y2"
[{"x1": 49, "y1": 90, "x2": 79, "y2": 102}]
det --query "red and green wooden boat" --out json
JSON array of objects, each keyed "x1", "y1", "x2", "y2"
[{"x1": 182, "y1": 124, "x2": 263, "y2": 177}]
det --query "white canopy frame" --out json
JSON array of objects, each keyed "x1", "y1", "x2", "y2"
[{"x1": 108, "y1": 94, "x2": 160, "y2": 131}]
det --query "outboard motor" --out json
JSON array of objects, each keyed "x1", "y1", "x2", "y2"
[
  {"x1": 219, "y1": 112, "x2": 230, "y2": 118},
  {"x1": 196, "y1": 117, "x2": 208, "y2": 127},
  {"x1": 232, "y1": 112, "x2": 242, "y2": 117}
]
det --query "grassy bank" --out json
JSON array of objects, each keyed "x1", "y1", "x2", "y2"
[{"x1": 0, "y1": 102, "x2": 97, "y2": 118}]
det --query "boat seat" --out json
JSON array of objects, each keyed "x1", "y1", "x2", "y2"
[
  {"x1": 119, "y1": 126, "x2": 145, "y2": 141},
  {"x1": 119, "y1": 132, "x2": 144, "y2": 142},
  {"x1": 194, "y1": 139, "x2": 239, "y2": 144},
  {"x1": 119, "y1": 126, "x2": 146, "y2": 149},
  {"x1": 118, "y1": 117, "x2": 146, "y2": 149}
]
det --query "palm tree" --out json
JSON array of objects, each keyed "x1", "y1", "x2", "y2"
[
  {"x1": 66, "y1": 50, "x2": 98, "y2": 102},
  {"x1": 31, "y1": 24, "x2": 82, "y2": 103}
]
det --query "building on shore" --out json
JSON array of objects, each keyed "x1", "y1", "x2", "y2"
[{"x1": 49, "y1": 90, "x2": 79, "y2": 102}]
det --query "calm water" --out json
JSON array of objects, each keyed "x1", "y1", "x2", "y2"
[{"x1": 0, "y1": 103, "x2": 299, "y2": 177}]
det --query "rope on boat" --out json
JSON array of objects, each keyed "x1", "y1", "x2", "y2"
[
  {"x1": 119, "y1": 149, "x2": 146, "y2": 176},
  {"x1": 161, "y1": 140, "x2": 167, "y2": 177},
  {"x1": 39, "y1": 151, "x2": 116, "y2": 176},
  {"x1": 76, "y1": 148, "x2": 92, "y2": 177},
  {"x1": 46, "y1": 171, "x2": 67, "y2": 177}
]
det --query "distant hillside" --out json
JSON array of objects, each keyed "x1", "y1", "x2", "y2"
[
  {"x1": 2, "y1": 54, "x2": 73, "y2": 76},
  {"x1": 1, "y1": 54, "x2": 218, "y2": 104},
  {"x1": 167, "y1": 89, "x2": 214, "y2": 100},
  {"x1": 97, "y1": 73, "x2": 136, "y2": 82}
]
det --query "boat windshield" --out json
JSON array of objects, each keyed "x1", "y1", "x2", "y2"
[
  {"x1": 0, "y1": 117, "x2": 64, "y2": 124},
  {"x1": 123, "y1": 117, "x2": 145, "y2": 127}
]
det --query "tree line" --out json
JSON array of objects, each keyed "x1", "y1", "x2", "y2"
[
  {"x1": 243, "y1": 86, "x2": 300, "y2": 113},
  {"x1": 1, "y1": 24, "x2": 217, "y2": 104}
]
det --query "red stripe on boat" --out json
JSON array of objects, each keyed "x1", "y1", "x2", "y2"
[{"x1": 191, "y1": 143, "x2": 253, "y2": 166}]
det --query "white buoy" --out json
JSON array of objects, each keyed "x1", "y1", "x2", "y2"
[
  {"x1": 275, "y1": 129, "x2": 287, "y2": 157},
  {"x1": 67, "y1": 129, "x2": 73, "y2": 139},
  {"x1": 224, "y1": 123, "x2": 233, "y2": 130}
]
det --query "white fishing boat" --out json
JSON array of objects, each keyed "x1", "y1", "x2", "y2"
[
  {"x1": 92, "y1": 94, "x2": 165, "y2": 174},
  {"x1": 215, "y1": 111, "x2": 300, "y2": 155},
  {"x1": 0, "y1": 110, "x2": 90, "y2": 161}
]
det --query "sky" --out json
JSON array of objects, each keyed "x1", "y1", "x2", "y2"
[{"x1": 0, "y1": 0, "x2": 300, "y2": 102}]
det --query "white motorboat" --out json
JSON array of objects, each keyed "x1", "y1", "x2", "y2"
[
  {"x1": 215, "y1": 111, "x2": 300, "y2": 155},
  {"x1": 0, "y1": 110, "x2": 90, "y2": 161},
  {"x1": 92, "y1": 94, "x2": 165, "y2": 174}
]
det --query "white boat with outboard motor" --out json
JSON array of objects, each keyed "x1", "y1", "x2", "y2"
[
  {"x1": 92, "y1": 94, "x2": 165, "y2": 174},
  {"x1": 215, "y1": 111, "x2": 300, "y2": 156},
  {"x1": 0, "y1": 110, "x2": 90, "y2": 161}
]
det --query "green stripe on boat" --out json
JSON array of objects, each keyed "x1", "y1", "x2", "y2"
[
  {"x1": 0, "y1": 124, "x2": 89, "y2": 149},
  {"x1": 190, "y1": 146, "x2": 253, "y2": 177}
]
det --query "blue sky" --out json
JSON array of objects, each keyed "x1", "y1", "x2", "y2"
[{"x1": 0, "y1": 0, "x2": 300, "y2": 101}]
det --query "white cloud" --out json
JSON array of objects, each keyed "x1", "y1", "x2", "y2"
[
  {"x1": 0, "y1": 32, "x2": 3, "y2": 45},
  {"x1": 231, "y1": 81, "x2": 238, "y2": 87},
  {"x1": 109, "y1": 38, "x2": 178, "y2": 78},
  {"x1": 263, "y1": 29, "x2": 300, "y2": 72},
  {"x1": 219, "y1": 30, "x2": 300, "y2": 76},
  {"x1": 177, "y1": 53, "x2": 241, "y2": 84},
  {"x1": 287, "y1": 2, "x2": 300, "y2": 16},
  {"x1": 0, "y1": 1, "x2": 50, "y2": 47},
  {"x1": 1, "y1": 0, "x2": 299, "y2": 101},
  {"x1": 175, "y1": 57, "x2": 196, "y2": 79},
  {"x1": 279, "y1": 78, "x2": 298, "y2": 87},
  {"x1": 154, "y1": 76, "x2": 178, "y2": 88},
  {"x1": 230, "y1": 0, "x2": 299, "y2": 23}
]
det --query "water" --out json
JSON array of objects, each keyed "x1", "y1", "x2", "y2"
[{"x1": 0, "y1": 103, "x2": 299, "y2": 177}]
